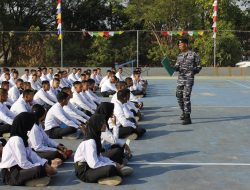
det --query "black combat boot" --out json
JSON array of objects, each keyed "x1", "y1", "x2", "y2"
[
  {"x1": 180, "y1": 112, "x2": 185, "y2": 120},
  {"x1": 182, "y1": 113, "x2": 192, "y2": 125}
]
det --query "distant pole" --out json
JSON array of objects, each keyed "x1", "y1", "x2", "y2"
[
  {"x1": 213, "y1": 0, "x2": 218, "y2": 67},
  {"x1": 137, "y1": 30, "x2": 139, "y2": 67},
  {"x1": 213, "y1": 36, "x2": 216, "y2": 68},
  {"x1": 61, "y1": 31, "x2": 63, "y2": 68}
]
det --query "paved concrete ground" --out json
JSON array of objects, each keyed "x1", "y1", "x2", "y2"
[{"x1": 1, "y1": 77, "x2": 250, "y2": 190}]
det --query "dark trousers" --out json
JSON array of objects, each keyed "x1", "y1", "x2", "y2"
[
  {"x1": 1, "y1": 165, "x2": 46, "y2": 186},
  {"x1": 45, "y1": 126, "x2": 77, "y2": 139},
  {"x1": 101, "y1": 90, "x2": 116, "y2": 97},
  {"x1": 131, "y1": 90, "x2": 144, "y2": 96},
  {"x1": 176, "y1": 82, "x2": 193, "y2": 114},
  {"x1": 75, "y1": 162, "x2": 121, "y2": 183},
  {"x1": 35, "y1": 150, "x2": 65, "y2": 163},
  {"x1": 102, "y1": 147, "x2": 124, "y2": 164},
  {"x1": 0, "y1": 124, "x2": 11, "y2": 136},
  {"x1": 119, "y1": 126, "x2": 146, "y2": 139}
]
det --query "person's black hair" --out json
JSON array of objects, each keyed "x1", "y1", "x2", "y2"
[
  {"x1": 42, "y1": 80, "x2": 50, "y2": 85},
  {"x1": 115, "y1": 81, "x2": 126, "y2": 89},
  {"x1": 24, "y1": 69, "x2": 29, "y2": 72},
  {"x1": 1, "y1": 81, "x2": 9, "y2": 87},
  {"x1": 57, "y1": 91, "x2": 69, "y2": 103},
  {"x1": 61, "y1": 87, "x2": 71, "y2": 93},
  {"x1": 117, "y1": 88, "x2": 130, "y2": 101},
  {"x1": 85, "y1": 114, "x2": 106, "y2": 155},
  {"x1": 106, "y1": 70, "x2": 111, "y2": 73},
  {"x1": 16, "y1": 78, "x2": 23, "y2": 83},
  {"x1": 73, "y1": 81, "x2": 81, "y2": 87},
  {"x1": 11, "y1": 112, "x2": 36, "y2": 147},
  {"x1": 23, "y1": 89, "x2": 34, "y2": 97},
  {"x1": 87, "y1": 79, "x2": 95, "y2": 85},
  {"x1": 178, "y1": 37, "x2": 189, "y2": 45},
  {"x1": 125, "y1": 77, "x2": 132, "y2": 84},
  {"x1": 53, "y1": 78, "x2": 60, "y2": 82},
  {"x1": 32, "y1": 104, "x2": 46, "y2": 124},
  {"x1": 95, "y1": 103, "x2": 114, "y2": 129}
]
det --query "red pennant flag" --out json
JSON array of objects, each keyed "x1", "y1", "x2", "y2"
[
  {"x1": 104, "y1": 32, "x2": 110, "y2": 38},
  {"x1": 213, "y1": 28, "x2": 217, "y2": 33},
  {"x1": 214, "y1": 6, "x2": 218, "y2": 11},
  {"x1": 182, "y1": 31, "x2": 188, "y2": 35},
  {"x1": 213, "y1": 16, "x2": 217, "y2": 22},
  {"x1": 161, "y1": 32, "x2": 169, "y2": 37}
]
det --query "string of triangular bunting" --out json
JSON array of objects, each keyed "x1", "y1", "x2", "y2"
[
  {"x1": 82, "y1": 30, "x2": 124, "y2": 38},
  {"x1": 161, "y1": 31, "x2": 205, "y2": 37}
]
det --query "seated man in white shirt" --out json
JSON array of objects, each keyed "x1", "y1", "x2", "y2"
[
  {"x1": 48, "y1": 78, "x2": 61, "y2": 103},
  {"x1": 85, "y1": 79, "x2": 102, "y2": 105},
  {"x1": 99, "y1": 70, "x2": 111, "y2": 88},
  {"x1": 10, "y1": 89, "x2": 34, "y2": 115},
  {"x1": 95, "y1": 67, "x2": 102, "y2": 86},
  {"x1": 115, "y1": 68, "x2": 124, "y2": 81},
  {"x1": 60, "y1": 71, "x2": 72, "y2": 88},
  {"x1": 61, "y1": 87, "x2": 90, "y2": 124},
  {"x1": 33, "y1": 80, "x2": 56, "y2": 109},
  {"x1": 8, "y1": 78, "x2": 23, "y2": 103},
  {"x1": 29, "y1": 73, "x2": 41, "y2": 92},
  {"x1": 101, "y1": 75, "x2": 117, "y2": 97},
  {"x1": 130, "y1": 71, "x2": 146, "y2": 96},
  {"x1": 71, "y1": 81, "x2": 95, "y2": 117},
  {"x1": 68, "y1": 68, "x2": 78, "y2": 84},
  {"x1": 0, "y1": 88, "x2": 15, "y2": 136},
  {"x1": 111, "y1": 81, "x2": 142, "y2": 120},
  {"x1": 114, "y1": 89, "x2": 146, "y2": 139},
  {"x1": 46, "y1": 68, "x2": 54, "y2": 81},
  {"x1": 9, "y1": 70, "x2": 19, "y2": 87},
  {"x1": 0, "y1": 67, "x2": 10, "y2": 81},
  {"x1": 125, "y1": 77, "x2": 144, "y2": 109},
  {"x1": 40, "y1": 67, "x2": 50, "y2": 82},
  {"x1": 1, "y1": 81, "x2": 14, "y2": 107},
  {"x1": 21, "y1": 69, "x2": 30, "y2": 82},
  {"x1": 44, "y1": 92, "x2": 81, "y2": 139},
  {"x1": 3, "y1": 73, "x2": 13, "y2": 88},
  {"x1": 81, "y1": 80, "x2": 97, "y2": 110}
]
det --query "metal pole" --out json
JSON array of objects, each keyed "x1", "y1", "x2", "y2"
[
  {"x1": 137, "y1": 30, "x2": 139, "y2": 68},
  {"x1": 214, "y1": 36, "x2": 216, "y2": 67},
  {"x1": 61, "y1": 31, "x2": 63, "y2": 68}
]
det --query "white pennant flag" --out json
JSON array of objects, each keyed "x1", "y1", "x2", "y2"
[
  {"x1": 212, "y1": 33, "x2": 217, "y2": 39},
  {"x1": 213, "y1": 11, "x2": 217, "y2": 17},
  {"x1": 88, "y1": 32, "x2": 94, "y2": 37},
  {"x1": 212, "y1": 22, "x2": 217, "y2": 28},
  {"x1": 109, "y1": 32, "x2": 115, "y2": 37},
  {"x1": 57, "y1": 23, "x2": 62, "y2": 29},
  {"x1": 213, "y1": 1, "x2": 218, "y2": 6},
  {"x1": 188, "y1": 31, "x2": 194, "y2": 36},
  {"x1": 57, "y1": 3, "x2": 61, "y2": 9}
]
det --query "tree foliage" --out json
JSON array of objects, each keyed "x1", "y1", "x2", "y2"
[{"x1": 0, "y1": 0, "x2": 249, "y2": 67}]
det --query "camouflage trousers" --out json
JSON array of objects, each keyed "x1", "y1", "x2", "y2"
[{"x1": 176, "y1": 79, "x2": 194, "y2": 114}]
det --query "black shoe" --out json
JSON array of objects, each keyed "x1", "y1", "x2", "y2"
[
  {"x1": 180, "y1": 113, "x2": 185, "y2": 120},
  {"x1": 182, "y1": 114, "x2": 192, "y2": 125}
]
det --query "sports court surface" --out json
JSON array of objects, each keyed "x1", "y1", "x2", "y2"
[{"x1": 1, "y1": 77, "x2": 250, "y2": 190}]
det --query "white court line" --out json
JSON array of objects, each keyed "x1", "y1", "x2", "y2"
[
  {"x1": 226, "y1": 80, "x2": 250, "y2": 89},
  {"x1": 64, "y1": 162, "x2": 250, "y2": 166},
  {"x1": 171, "y1": 106, "x2": 250, "y2": 108}
]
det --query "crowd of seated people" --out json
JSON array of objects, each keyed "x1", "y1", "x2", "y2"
[{"x1": 0, "y1": 66, "x2": 147, "y2": 186}]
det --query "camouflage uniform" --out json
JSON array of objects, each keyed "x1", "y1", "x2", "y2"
[{"x1": 174, "y1": 50, "x2": 202, "y2": 115}]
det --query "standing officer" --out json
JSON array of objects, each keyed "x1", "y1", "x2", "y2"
[{"x1": 174, "y1": 38, "x2": 202, "y2": 125}]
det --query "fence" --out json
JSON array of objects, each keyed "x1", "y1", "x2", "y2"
[{"x1": 0, "y1": 30, "x2": 249, "y2": 68}]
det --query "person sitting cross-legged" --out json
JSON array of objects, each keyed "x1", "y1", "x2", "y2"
[
  {"x1": 28, "y1": 104, "x2": 73, "y2": 168},
  {"x1": 74, "y1": 114, "x2": 133, "y2": 186},
  {"x1": 44, "y1": 92, "x2": 82, "y2": 139},
  {"x1": 0, "y1": 112, "x2": 57, "y2": 187}
]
